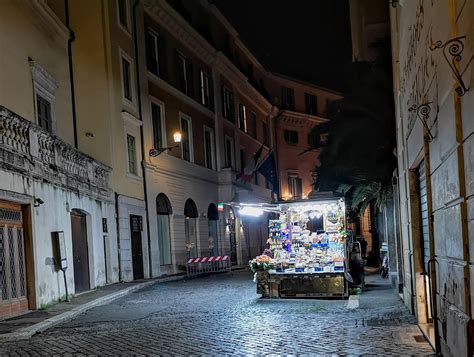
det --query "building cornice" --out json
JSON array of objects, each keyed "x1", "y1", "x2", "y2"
[
  {"x1": 278, "y1": 110, "x2": 329, "y2": 129},
  {"x1": 148, "y1": 73, "x2": 215, "y2": 119},
  {"x1": 19, "y1": 0, "x2": 69, "y2": 45},
  {"x1": 143, "y1": 0, "x2": 217, "y2": 65}
]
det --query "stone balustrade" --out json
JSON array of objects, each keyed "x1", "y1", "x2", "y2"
[{"x1": 0, "y1": 106, "x2": 111, "y2": 196}]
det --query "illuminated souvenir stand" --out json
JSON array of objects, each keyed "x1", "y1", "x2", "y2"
[{"x1": 241, "y1": 197, "x2": 349, "y2": 298}]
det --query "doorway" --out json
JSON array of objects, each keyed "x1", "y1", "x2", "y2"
[
  {"x1": 0, "y1": 200, "x2": 29, "y2": 318},
  {"x1": 227, "y1": 208, "x2": 237, "y2": 264},
  {"x1": 71, "y1": 210, "x2": 90, "y2": 293},
  {"x1": 130, "y1": 215, "x2": 144, "y2": 280}
]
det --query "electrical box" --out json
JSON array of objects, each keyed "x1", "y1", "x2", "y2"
[{"x1": 52, "y1": 231, "x2": 67, "y2": 271}]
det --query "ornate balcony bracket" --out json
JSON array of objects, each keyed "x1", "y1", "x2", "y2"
[
  {"x1": 408, "y1": 102, "x2": 435, "y2": 142},
  {"x1": 430, "y1": 36, "x2": 469, "y2": 96}
]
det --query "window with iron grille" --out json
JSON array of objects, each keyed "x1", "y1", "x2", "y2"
[{"x1": 284, "y1": 129, "x2": 299, "y2": 144}]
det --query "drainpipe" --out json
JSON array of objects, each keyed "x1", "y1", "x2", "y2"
[
  {"x1": 64, "y1": 0, "x2": 78, "y2": 148},
  {"x1": 115, "y1": 193, "x2": 122, "y2": 281},
  {"x1": 133, "y1": 0, "x2": 153, "y2": 278}
]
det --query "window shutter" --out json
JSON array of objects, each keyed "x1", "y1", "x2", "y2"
[{"x1": 158, "y1": 35, "x2": 167, "y2": 80}]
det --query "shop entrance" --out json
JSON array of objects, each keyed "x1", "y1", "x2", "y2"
[
  {"x1": 227, "y1": 208, "x2": 237, "y2": 264},
  {"x1": 71, "y1": 210, "x2": 90, "y2": 293},
  {"x1": 130, "y1": 215, "x2": 144, "y2": 280},
  {"x1": 417, "y1": 162, "x2": 434, "y2": 328},
  {"x1": 0, "y1": 200, "x2": 29, "y2": 317}
]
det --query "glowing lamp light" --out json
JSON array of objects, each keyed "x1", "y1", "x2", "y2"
[
  {"x1": 173, "y1": 132, "x2": 182, "y2": 143},
  {"x1": 239, "y1": 206, "x2": 264, "y2": 217}
]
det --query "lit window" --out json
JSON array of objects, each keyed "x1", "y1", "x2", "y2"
[
  {"x1": 238, "y1": 104, "x2": 247, "y2": 132},
  {"x1": 288, "y1": 176, "x2": 302, "y2": 199},
  {"x1": 180, "y1": 115, "x2": 193, "y2": 162}
]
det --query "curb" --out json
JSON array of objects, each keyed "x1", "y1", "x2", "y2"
[{"x1": 0, "y1": 274, "x2": 185, "y2": 341}]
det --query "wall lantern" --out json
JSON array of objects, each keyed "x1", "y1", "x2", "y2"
[{"x1": 149, "y1": 131, "x2": 182, "y2": 157}]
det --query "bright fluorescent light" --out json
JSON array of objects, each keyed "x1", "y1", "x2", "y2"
[{"x1": 239, "y1": 206, "x2": 264, "y2": 217}]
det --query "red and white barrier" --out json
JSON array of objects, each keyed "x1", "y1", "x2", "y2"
[{"x1": 186, "y1": 255, "x2": 231, "y2": 277}]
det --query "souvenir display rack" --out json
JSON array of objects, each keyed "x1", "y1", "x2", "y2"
[{"x1": 248, "y1": 198, "x2": 349, "y2": 298}]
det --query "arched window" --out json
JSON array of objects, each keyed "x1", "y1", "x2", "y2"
[
  {"x1": 184, "y1": 199, "x2": 198, "y2": 258},
  {"x1": 156, "y1": 193, "x2": 172, "y2": 265},
  {"x1": 207, "y1": 203, "x2": 219, "y2": 256}
]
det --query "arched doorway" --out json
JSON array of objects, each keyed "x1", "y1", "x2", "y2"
[
  {"x1": 226, "y1": 207, "x2": 237, "y2": 264},
  {"x1": 207, "y1": 203, "x2": 219, "y2": 256},
  {"x1": 184, "y1": 199, "x2": 198, "y2": 258},
  {"x1": 70, "y1": 210, "x2": 90, "y2": 293},
  {"x1": 156, "y1": 193, "x2": 172, "y2": 265}
]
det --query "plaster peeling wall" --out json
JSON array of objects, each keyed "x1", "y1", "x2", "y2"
[
  {"x1": 391, "y1": 0, "x2": 474, "y2": 355},
  {"x1": 0, "y1": 169, "x2": 118, "y2": 308}
]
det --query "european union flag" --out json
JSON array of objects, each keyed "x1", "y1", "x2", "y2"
[{"x1": 257, "y1": 151, "x2": 279, "y2": 194}]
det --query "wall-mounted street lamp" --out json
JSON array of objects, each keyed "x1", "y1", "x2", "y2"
[{"x1": 149, "y1": 131, "x2": 182, "y2": 157}]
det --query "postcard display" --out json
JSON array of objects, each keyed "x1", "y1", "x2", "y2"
[{"x1": 254, "y1": 199, "x2": 349, "y2": 298}]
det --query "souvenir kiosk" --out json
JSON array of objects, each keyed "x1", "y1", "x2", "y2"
[{"x1": 246, "y1": 196, "x2": 349, "y2": 298}]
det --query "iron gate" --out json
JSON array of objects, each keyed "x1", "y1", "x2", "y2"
[{"x1": 0, "y1": 200, "x2": 28, "y2": 317}]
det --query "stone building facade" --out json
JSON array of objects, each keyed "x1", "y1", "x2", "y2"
[
  {"x1": 390, "y1": 0, "x2": 474, "y2": 355},
  {"x1": 0, "y1": 0, "x2": 118, "y2": 318},
  {"x1": 0, "y1": 0, "x2": 341, "y2": 318}
]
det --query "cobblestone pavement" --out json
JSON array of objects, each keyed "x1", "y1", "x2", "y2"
[{"x1": 1, "y1": 271, "x2": 434, "y2": 356}]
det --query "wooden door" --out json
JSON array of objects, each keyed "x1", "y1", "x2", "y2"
[
  {"x1": 130, "y1": 215, "x2": 144, "y2": 279},
  {"x1": 71, "y1": 212, "x2": 90, "y2": 293},
  {"x1": 0, "y1": 200, "x2": 28, "y2": 318}
]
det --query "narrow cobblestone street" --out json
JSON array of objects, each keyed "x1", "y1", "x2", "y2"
[{"x1": 1, "y1": 271, "x2": 434, "y2": 356}]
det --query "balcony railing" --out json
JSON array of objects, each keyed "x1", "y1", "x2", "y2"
[{"x1": 0, "y1": 106, "x2": 111, "y2": 196}]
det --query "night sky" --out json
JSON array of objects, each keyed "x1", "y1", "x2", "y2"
[{"x1": 214, "y1": 0, "x2": 352, "y2": 92}]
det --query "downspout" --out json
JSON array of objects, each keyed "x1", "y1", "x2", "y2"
[
  {"x1": 115, "y1": 192, "x2": 122, "y2": 281},
  {"x1": 133, "y1": 0, "x2": 153, "y2": 278},
  {"x1": 64, "y1": 0, "x2": 78, "y2": 148}
]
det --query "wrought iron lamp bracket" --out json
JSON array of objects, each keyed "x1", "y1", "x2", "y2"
[
  {"x1": 408, "y1": 102, "x2": 435, "y2": 142},
  {"x1": 430, "y1": 36, "x2": 469, "y2": 96},
  {"x1": 149, "y1": 144, "x2": 179, "y2": 157}
]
